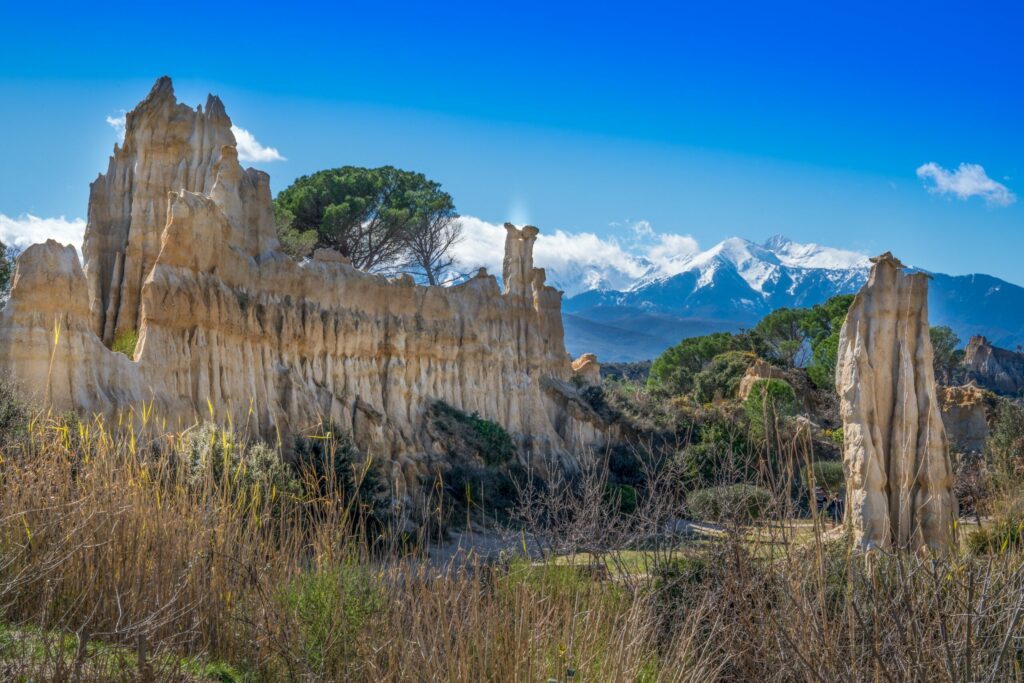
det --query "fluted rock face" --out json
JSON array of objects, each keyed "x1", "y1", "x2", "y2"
[
  {"x1": 962, "y1": 335, "x2": 1024, "y2": 396},
  {"x1": 938, "y1": 384, "x2": 994, "y2": 453},
  {"x1": 836, "y1": 253, "x2": 957, "y2": 552},
  {"x1": 0, "y1": 78, "x2": 609, "y2": 495},
  {"x1": 83, "y1": 76, "x2": 246, "y2": 346}
]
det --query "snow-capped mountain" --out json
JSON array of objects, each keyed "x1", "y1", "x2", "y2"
[
  {"x1": 558, "y1": 235, "x2": 1024, "y2": 361},
  {"x1": 566, "y1": 235, "x2": 870, "y2": 322}
]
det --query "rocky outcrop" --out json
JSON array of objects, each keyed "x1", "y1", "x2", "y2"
[
  {"x1": 0, "y1": 77, "x2": 609, "y2": 496},
  {"x1": 938, "y1": 383, "x2": 995, "y2": 453},
  {"x1": 571, "y1": 353, "x2": 601, "y2": 387},
  {"x1": 962, "y1": 335, "x2": 1024, "y2": 396},
  {"x1": 836, "y1": 253, "x2": 957, "y2": 552},
  {"x1": 737, "y1": 359, "x2": 788, "y2": 400}
]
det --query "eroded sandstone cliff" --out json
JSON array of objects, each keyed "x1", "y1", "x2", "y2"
[
  {"x1": 962, "y1": 335, "x2": 1024, "y2": 396},
  {"x1": 0, "y1": 77, "x2": 609, "y2": 495},
  {"x1": 836, "y1": 253, "x2": 957, "y2": 552}
]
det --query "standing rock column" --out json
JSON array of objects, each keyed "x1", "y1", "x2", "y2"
[{"x1": 836, "y1": 252, "x2": 957, "y2": 552}]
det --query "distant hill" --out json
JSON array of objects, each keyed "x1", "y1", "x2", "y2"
[{"x1": 559, "y1": 235, "x2": 1024, "y2": 361}]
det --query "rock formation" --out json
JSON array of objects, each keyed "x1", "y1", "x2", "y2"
[
  {"x1": 836, "y1": 253, "x2": 957, "y2": 552},
  {"x1": 571, "y1": 354, "x2": 601, "y2": 387},
  {"x1": 962, "y1": 335, "x2": 1024, "y2": 396},
  {"x1": 938, "y1": 383, "x2": 995, "y2": 453},
  {"x1": 0, "y1": 77, "x2": 611, "y2": 496}
]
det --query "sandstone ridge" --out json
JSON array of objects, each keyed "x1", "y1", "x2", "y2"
[{"x1": 0, "y1": 77, "x2": 610, "y2": 494}]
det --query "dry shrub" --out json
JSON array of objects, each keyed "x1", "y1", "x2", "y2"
[{"x1": 0, "y1": 408, "x2": 1022, "y2": 681}]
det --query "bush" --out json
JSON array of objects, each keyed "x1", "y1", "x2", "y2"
[
  {"x1": 604, "y1": 483, "x2": 638, "y2": 515},
  {"x1": 692, "y1": 351, "x2": 757, "y2": 403},
  {"x1": 428, "y1": 401, "x2": 515, "y2": 466},
  {"x1": 292, "y1": 424, "x2": 390, "y2": 522},
  {"x1": 648, "y1": 331, "x2": 766, "y2": 397},
  {"x1": 687, "y1": 484, "x2": 773, "y2": 523},
  {"x1": 985, "y1": 401, "x2": 1024, "y2": 488},
  {"x1": 111, "y1": 329, "x2": 138, "y2": 357},
  {"x1": 0, "y1": 375, "x2": 29, "y2": 448},
  {"x1": 743, "y1": 378, "x2": 798, "y2": 443},
  {"x1": 443, "y1": 461, "x2": 525, "y2": 515},
  {"x1": 278, "y1": 563, "x2": 382, "y2": 674},
  {"x1": 182, "y1": 423, "x2": 300, "y2": 508},
  {"x1": 804, "y1": 461, "x2": 845, "y2": 496},
  {"x1": 967, "y1": 498, "x2": 1024, "y2": 555}
]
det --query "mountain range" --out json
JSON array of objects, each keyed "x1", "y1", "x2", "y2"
[{"x1": 551, "y1": 235, "x2": 1024, "y2": 361}]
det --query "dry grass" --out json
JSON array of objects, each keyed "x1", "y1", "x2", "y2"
[{"x1": 0, "y1": 411, "x2": 1022, "y2": 681}]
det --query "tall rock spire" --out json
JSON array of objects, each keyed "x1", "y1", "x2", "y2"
[
  {"x1": 836, "y1": 252, "x2": 957, "y2": 552},
  {"x1": 82, "y1": 76, "x2": 239, "y2": 345}
]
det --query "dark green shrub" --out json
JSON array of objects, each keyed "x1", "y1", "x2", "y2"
[
  {"x1": 604, "y1": 483, "x2": 638, "y2": 515},
  {"x1": 443, "y1": 461, "x2": 525, "y2": 514},
  {"x1": 428, "y1": 401, "x2": 515, "y2": 466},
  {"x1": 687, "y1": 484, "x2": 773, "y2": 523},
  {"x1": 804, "y1": 461, "x2": 845, "y2": 496},
  {"x1": 648, "y1": 331, "x2": 766, "y2": 396},
  {"x1": 692, "y1": 351, "x2": 757, "y2": 403},
  {"x1": 292, "y1": 424, "x2": 390, "y2": 521}
]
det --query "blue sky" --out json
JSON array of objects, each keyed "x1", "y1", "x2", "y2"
[{"x1": 1, "y1": 1, "x2": 1021, "y2": 282}]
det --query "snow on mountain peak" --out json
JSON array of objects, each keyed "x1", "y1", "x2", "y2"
[{"x1": 761, "y1": 234, "x2": 870, "y2": 270}]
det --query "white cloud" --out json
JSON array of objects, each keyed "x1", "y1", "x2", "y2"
[
  {"x1": 231, "y1": 125, "x2": 286, "y2": 163},
  {"x1": 106, "y1": 113, "x2": 126, "y2": 142},
  {"x1": 0, "y1": 214, "x2": 86, "y2": 252},
  {"x1": 451, "y1": 216, "x2": 699, "y2": 295},
  {"x1": 916, "y1": 162, "x2": 1016, "y2": 207},
  {"x1": 645, "y1": 233, "x2": 701, "y2": 270}
]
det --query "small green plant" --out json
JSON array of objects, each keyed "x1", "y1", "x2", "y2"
[
  {"x1": 111, "y1": 329, "x2": 138, "y2": 357},
  {"x1": 278, "y1": 563, "x2": 383, "y2": 675},
  {"x1": 822, "y1": 427, "x2": 844, "y2": 445},
  {"x1": 687, "y1": 484, "x2": 773, "y2": 523}
]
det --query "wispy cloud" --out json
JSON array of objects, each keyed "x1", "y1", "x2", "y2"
[
  {"x1": 451, "y1": 216, "x2": 699, "y2": 295},
  {"x1": 231, "y1": 125, "x2": 286, "y2": 163},
  {"x1": 916, "y1": 162, "x2": 1015, "y2": 207},
  {"x1": 0, "y1": 214, "x2": 86, "y2": 252},
  {"x1": 106, "y1": 113, "x2": 126, "y2": 142}
]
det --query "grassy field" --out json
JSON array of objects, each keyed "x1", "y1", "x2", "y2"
[{"x1": 0, "y1": 410, "x2": 1022, "y2": 681}]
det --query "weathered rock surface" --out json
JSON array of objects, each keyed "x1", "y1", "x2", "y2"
[
  {"x1": 0, "y1": 77, "x2": 611, "y2": 495},
  {"x1": 571, "y1": 353, "x2": 601, "y2": 387},
  {"x1": 737, "y1": 358, "x2": 788, "y2": 400},
  {"x1": 962, "y1": 335, "x2": 1024, "y2": 396},
  {"x1": 836, "y1": 253, "x2": 957, "y2": 552},
  {"x1": 938, "y1": 383, "x2": 995, "y2": 453}
]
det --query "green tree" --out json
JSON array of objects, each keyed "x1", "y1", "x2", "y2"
[
  {"x1": 274, "y1": 203, "x2": 318, "y2": 260},
  {"x1": 648, "y1": 331, "x2": 765, "y2": 396},
  {"x1": 930, "y1": 325, "x2": 962, "y2": 384},
  {"x1": 274, "y1": 166, "x2": 458, "y2": 277},
  {"x1": 754, "y1": 307, "x2": 809, "y2": 367},
  {"x1": 0, "y1": 241, "x2": 17, "y2": 301},
  {"x1": 801, "y1": 294, "x2": 855, "y2": 390},
  {"x1": 743, "y1": 378, "x2": 799, "y2": 444},
  {"x1": 692, "y1": 350, "x2": 757, "y2": 403}
]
